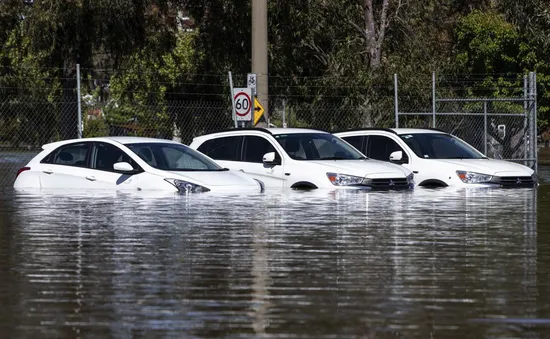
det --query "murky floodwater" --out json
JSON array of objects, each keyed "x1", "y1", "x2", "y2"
[
  {"x1": 0, "y1": 154, "x2": 549, "y2": 339},
  {"x1": 1, "y1": 183, "x2": 550, "y2": 339}
]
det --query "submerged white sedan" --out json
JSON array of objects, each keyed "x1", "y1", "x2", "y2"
[{"x1": 14, "y1": 137, "x2": 264, "y2": 193}]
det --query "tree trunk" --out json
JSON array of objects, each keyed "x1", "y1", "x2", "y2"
[{"x1": 363, "y1": 0, "x2": 390, "y2": 69}]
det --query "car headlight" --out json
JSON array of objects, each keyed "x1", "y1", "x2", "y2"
[
  {"x1": 164, "y1": 178, "x2": 210, "y2": 193},
  {"x1": 254, "y1": 179, "x2": 265, "y2": 192},
  {"x1": 456, "y1": 171, "x2": 492, "y2": 184},
  {"x1": 406, "y1": 173, "x2": 414, "y2": 184},
  {"x1": 327, "y1": 172, "x2": 364, "y2": 186},
  {"x1": 532, "y1": 173, "x2": 538, "y2": 184}
]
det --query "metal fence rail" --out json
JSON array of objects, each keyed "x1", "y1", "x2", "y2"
[{"x1": 395, "y1": 72, "x2": 538, "y2": 170}]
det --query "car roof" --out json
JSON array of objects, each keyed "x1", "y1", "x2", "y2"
[
  {"x1": 42, "y1": 136, "x2": 182, "y2": 150},
  {"x1": 267, "y1": 128, "x2": 328, "y2": 135},
  {"x1": 193, "y1": 127, "x2": 329, "y2": 140},
  {"x1": 392, "y1": 128, "x2": 446, "y2": 135},
  {"x1": 334, "y1": 128, "x2": 447, "y2": 135}
]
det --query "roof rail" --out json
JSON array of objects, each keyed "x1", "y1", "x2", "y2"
[
  {"x1": 332, "y1": 127, "x2": 398, "y2": 135},
  {"x1": 425, "y1": 127, "x2": 447, "y2": 133},
  {"x1": 195, "y1": 127, "x2": 273, "y2": 137}
]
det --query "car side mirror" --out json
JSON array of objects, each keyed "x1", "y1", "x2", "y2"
[
  {"x1": 389, "y1": 151, "x2": 407, "y2": 164},
  {"x1": 113, "y1": 162, "x2": 135, "y2": 173},
  {"x1": 263, "y1": 152, "x2": 280, "y2": 165}
]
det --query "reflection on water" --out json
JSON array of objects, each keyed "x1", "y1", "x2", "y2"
[{"x1": 0, "y1": 186, "x2": 547, "y2": 338}]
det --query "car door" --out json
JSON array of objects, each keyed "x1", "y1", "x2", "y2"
[
  {"x1": 239, "y1": 135, "x2": 285, "y2": 188},
  {"x1": 38, "y1": 142, "x2": 96, "y2": 189},
  {"x1": 366, "y1": 135, "x2": 413, "y2": 172},
  {"x1": 88, "y1": 142, "x2": 145, "y2": 189}
]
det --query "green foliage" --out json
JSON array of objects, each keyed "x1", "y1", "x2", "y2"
[
  {"x1": 83, "y1": 117, "x2": 109, "y2": 138},
  {"x1": 3, "y1": 0, "x2": 550, "y2": 144},
  {"x1": 454, "y1": 10, "x2": 519, "y2": 73}
]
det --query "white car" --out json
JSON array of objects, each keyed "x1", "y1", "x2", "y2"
[
  {"x1": 13, "y1": 137, "x2": 264, "y2": 193},
  {"x1": 188, "y1": 128, "x2": 414, "y2": 190},
  {"x1": 334, "y1": 128, "x2": 537, "y2": 188}
]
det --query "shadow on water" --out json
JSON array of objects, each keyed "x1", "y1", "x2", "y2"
[{"x1": 0, "y1": 186, "x2": 548, "y2": 338}]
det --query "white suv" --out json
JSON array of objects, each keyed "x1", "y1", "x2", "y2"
[
  {"x1": 334, "y1": 128, "x2": 537, "y2": 188},
  {"x1": 189, "y1": 128, "x2": 414, "y2": 190}
]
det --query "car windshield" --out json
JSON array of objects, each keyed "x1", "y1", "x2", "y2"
[
  {"x1": 127, "y1": 143, "x2": 225, "y2": 171},
  {"x1": 399, "y1": 133, "x2": 486, "y2": 159},
  {"x1": 274, "y1": 133, "x2": 366, "y2": 160}
]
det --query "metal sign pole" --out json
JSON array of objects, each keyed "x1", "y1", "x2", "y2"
[{"x1": 228, "y1": 71, "x2": 238, "y2": 128}]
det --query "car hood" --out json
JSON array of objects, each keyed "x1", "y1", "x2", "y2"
[
  {"x1": 431, "y1": 158, "x2": 534, "y2": 176},
  {"x1": 304, "y1": 159, "x2": 410, "y2": 178},
  {"x1": 164, "y1": 169, "x2": 259, "y2": 188}
]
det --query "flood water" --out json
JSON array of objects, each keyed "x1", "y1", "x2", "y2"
[{"x1": 1, "y1": 182, "x2": 550, "y2": 339}]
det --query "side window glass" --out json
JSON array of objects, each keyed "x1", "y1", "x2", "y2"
[
  {"x1": 197, "y1": 136, "x2": 241, "y2": 161},
  {"x1": 368, "y1": 136, "x2": 407, "y2": 162},
  {"x1": 131, "y1": 145, "x2": 158, "y2": 167},
  {"x1": 342, "y1": 136, "x2": 364, "y2": 153},
  {"x1": 243, "y1": 136, "x2": 279, "y2": 163},
  {"x1": 94, "y1": 143, "x2": 138, "y2": 172},
  {"x1": 42, "y1": 143, "x2": 89, "y2": 167}
]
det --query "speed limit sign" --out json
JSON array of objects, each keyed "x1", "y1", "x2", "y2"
[{"x1": 233, "y1": 88, "x2": 252, "y2": 121}]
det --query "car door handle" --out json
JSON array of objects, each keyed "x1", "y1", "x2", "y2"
[
  {"x1": 86, "y1": 176, "x2": 97, "y2": 181},
  {"x1": 43, "y1": 169, "x2": 53, "y2": 174}
]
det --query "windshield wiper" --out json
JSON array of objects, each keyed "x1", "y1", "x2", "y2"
[
  {"x1": 319, "y1": 156, "x2": 350, "y2": 160},
  {"x1": 441, "y1": 156, "x2": 476, "y2": 159}
]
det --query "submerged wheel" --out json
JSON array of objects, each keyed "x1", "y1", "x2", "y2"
[
  {"x1": 290, "y1": 182, "x2": 318, "y2": 190},
  {"x1": 418, "y1": 179, "x2": 448, "y2": 188}
]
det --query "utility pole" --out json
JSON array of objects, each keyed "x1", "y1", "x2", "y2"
[{"x1": 252, "y1": 0, "x2": 269, "y2": 124}]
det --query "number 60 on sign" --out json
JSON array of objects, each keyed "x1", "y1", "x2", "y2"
[{"x1": 233, "y1": 88, "x2": 252, "y2": 121}]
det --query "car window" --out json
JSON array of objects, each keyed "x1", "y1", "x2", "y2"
[
  {"x1": 41, "y1": 142, "x2": 90, "y2": 167},
  {"x1": 399, "y1": 133, "x2": 485, "y2": 159},
  {"x1": 341, "y1": 136, "x2": 364, "y2": 153},
  {"x1": 274, "y1": 133, "x2": 365, "y2": 160},
  {"x1": 368, "y1": 135, "x2": 407, "y2": 162},
  {"x1": 93, "y1": 142, "x2": 139, "y2": 172},
  {"x1": 243, "y1": 136, "x2": 280, "y2": 163},
  {"x1": 127, "y1": 143, "x2": 223, "y2": 171},
  {"x1": 197, "y1": 136, "x2": 242, "y2": 161}
]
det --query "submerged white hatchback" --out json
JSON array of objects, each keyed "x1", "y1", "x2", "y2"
[
  {"x1": 335, "y1": 128, "x2": 537, "y2": 188},
  {"x1": 188, "y1": 128, "x2": 414, "y2": 190},
  {"x1": 13, "y1": 137, "x2": 264, "y2": 193}
]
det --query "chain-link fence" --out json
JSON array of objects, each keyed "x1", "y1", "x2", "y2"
[
  {"x1": 0, "y1": 68, "x2": 538, "y2": 188},
  {"x1": 396, "y1": 72, "x2": 538, "y2": 169}
]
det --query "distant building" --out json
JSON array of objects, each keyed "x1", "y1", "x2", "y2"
[{"x1": 177, "y1": 11, "x2": 195, "y2": 32}]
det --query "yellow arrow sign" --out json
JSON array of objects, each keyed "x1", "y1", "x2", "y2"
[{"x1": 253, "y1": 97, "x2": 265, "y2": 126}]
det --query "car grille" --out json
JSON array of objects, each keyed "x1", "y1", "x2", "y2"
[
  {"x1": 492, "y1": 176, "x2": 535, "y2": 187},
  {"x1": 369, "y1": 178, "x2": 410, "y2": 190}
]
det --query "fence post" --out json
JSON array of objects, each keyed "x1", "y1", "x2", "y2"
[
  {"x1": 523, "y1": 75, "x2": 531, "y2": 166},
  {"x1": 534, "y1": 72, "x2": 538, "y2": 172},
  {"x1": 76, "y1": 63, "x2": 82, "y2": 138},
  {"x1": 528, "y1": 72, "x2": 535, "y2": 170},
  {"x1": 483, "y1": 101, "x2": 488, "y2": 155},
  {"x1": 394, "y1": 74, "x2": 399, "y2": 128},
  {"x1": 432, "y1": 71, "x2": 436, "y2": 128},
  {"x1": 282, "y1": 99, "x2": 287, "y2": 128}
]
